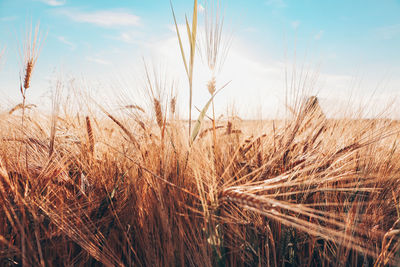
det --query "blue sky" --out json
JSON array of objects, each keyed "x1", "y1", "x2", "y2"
[{"x1": 0, "y1": 0, "x2": 399, "y2": 117}]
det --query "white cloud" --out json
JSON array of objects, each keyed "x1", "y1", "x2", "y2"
[
  {"x1": 57, "y1": 36, "x2": 76, "y2": 50},
  {"x1": 38, "y1": 0, "x2": 66, "y2": 6},
  {"x1": 60, "y1": 9, "x2": 140, "y2": 27},
  {"x1": 120, "y1": 32, "x2": 134, "y2": 43},
  {"x1": 376, "y1": 24, "x2": 400, "y2": 40},
  {"x1": 86, "y1": 56, "x2": 110, "y2": 65},
  {"x1": 314, "y1": 30, "x2": 324, "y2": 40}
]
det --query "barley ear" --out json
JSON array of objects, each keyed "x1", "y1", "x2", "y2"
[
  {"x1": 154, "y1": 98, "x2": 164, "y2": 130},
  {"x1": 86, "y1": 116, "x2": 95, "y2": 157}
]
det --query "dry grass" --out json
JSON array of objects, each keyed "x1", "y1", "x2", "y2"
[
  {"x1": 0, "y1": 99, "x2": 399, "y2": 266},
  {"x1": 0, "y1": 3, "x2": 399, "y2": 267}
]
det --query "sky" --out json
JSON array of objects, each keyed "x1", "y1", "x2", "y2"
[{"x1": 0, "y1": 0, "x2": 399, "y2": 118}]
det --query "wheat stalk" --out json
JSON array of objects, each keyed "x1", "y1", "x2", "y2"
[
  {"x1": 19, "y1": 23, "x2": 43, "y2": 97},
  {"x1": 153, "y1": 98, "x2": 164, "y2": 130},
  {"x1": 85, "y1": 116, "x2": 95, "y2": 157},
  {"x1": 170, "y1": 0, "x2": 198, "y2": 137},
  {"x1": 170, "y1": 97, "x2": 176, "y2": 116}
]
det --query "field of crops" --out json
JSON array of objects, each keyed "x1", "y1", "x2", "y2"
[{"x1": 0, "y1": 1, "x2": 399, "y2": 266}]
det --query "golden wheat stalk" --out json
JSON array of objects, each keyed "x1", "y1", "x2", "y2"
[
  {"x1": 123, "y1": 105, "x2": 145, "y2": 113},
  {"x1": 170, "y1": 97, "x2": 176, "y2": 116},
  {"x1": 49, "y1": 82, "x2": 62, "y2": 157},
  {"x1": 86, "y1": 116, "x2": 95, "y2": 157},
  {"x1": 20, "y1": 23, "x2": 43, "y2": 93},
  {"x1": 23, "y1": 60, "x2": 33, "y2": 90},
  {"x1": 153, "y1": 98, "x2": 164, "y2": 130},
  {"x1": 219, "y1": 188, "x2": 378, "y2": 258},
  {"x1": 8, "y1": 103, "x2": 36, "y2": 115}
]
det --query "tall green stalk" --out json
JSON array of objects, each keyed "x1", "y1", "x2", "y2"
[{"x1": 170, "y1": 0, "x2": 198, "y2": 138}]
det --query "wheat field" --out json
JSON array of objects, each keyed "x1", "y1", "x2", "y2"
[{"x1": 0, "y1": 1, "x2": 400, "y2": 266}]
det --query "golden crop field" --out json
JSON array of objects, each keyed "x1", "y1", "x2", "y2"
[{"x1": 0, "y1": 1, "x2": 399, "y2": 266}]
